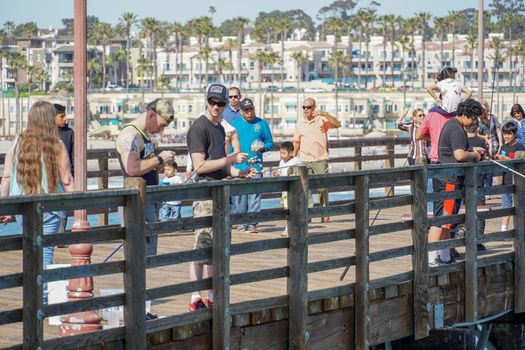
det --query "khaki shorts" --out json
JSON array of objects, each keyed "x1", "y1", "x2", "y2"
[{"x1": 193, "y1": 200, "x2": 213, "y2": 265}]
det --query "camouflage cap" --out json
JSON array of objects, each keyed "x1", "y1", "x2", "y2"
[{"x1": 146, "y1": 98, "x2": 175, "y2": 122}]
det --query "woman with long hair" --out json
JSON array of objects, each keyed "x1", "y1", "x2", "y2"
[
  {"x1": 1, "y1": 101, "x2": 74, "y2": 276},
  {"x1": 395, "y1": 108, "x2": 429, "y2": 165}
]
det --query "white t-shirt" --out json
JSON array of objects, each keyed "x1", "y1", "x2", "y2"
[
  {"x1": 160, "y1": 175, "x2": 183, "y2": 205},
  {"x1": 278, "y1": 157, "x2": 302, "y2": 200},
  {"x1": 437, "y1": 78, "x2": 463, "y2": 113},
  {"x1": 278, "y1": 156, "x2": 303, "y2": 176}
]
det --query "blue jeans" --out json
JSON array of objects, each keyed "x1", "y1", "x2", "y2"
[
  {"x1": 145, "y1": 203, "x2": 158, "y2": 256},
  {"x1": 427, "y1": 178, "x2": 434, "y2": 213},
  {"x1": 17, "y1": 211, "x2": 62, "y2": 303},
  {"x1": 231, "y1": 173, "x2": 262, "y2": 230},
  {"x1": 160, "y1": 204, "x2": 181, "y2": 221}
]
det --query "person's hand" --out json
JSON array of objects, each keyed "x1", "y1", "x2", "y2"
[
  {"x1": 472, "y1": 147, "x2": 485, "y2": 157},
  {"x1": 228, "y1": 152, "x2": 248, "y2": 164},
  {"x1": 0, "y1": 215, "x2": 13, "y2": 224},
  {"x1": 272, "y1": 169, "x2": 278, "y2": 177},
  {"x1": 320, "y1": 120, "x2": 331, "y2": 133},
  {"x1": 239, "y1": 168, "x2": 257, "y2": 179},
  {"x1": 158, "y1": 150, "x2": 175, "y2": 164}
]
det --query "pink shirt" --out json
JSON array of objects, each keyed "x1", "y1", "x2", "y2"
[{"x1": 419, "y1": 111, "x2": 454, "y2": 162}]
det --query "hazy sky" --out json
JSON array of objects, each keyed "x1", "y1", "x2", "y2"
[{"x1": 1, "y1": 0, "x2": 484, "y2": 29}]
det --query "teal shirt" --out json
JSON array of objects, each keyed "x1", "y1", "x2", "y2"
[{"x1": 230, "y1": 116, "x2": 273, "y2": 171}]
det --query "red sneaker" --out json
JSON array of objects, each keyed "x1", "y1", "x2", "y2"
[
  {"x1": 203, "y1": 297, "x2": 214, "y2": 308},
  {"x1": 188, "y1": 298, "x2": 207, "y2": 311}
]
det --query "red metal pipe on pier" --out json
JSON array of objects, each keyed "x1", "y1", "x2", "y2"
[{"x1": 59, "y1": 0, "x2": 102, "y2": 336}]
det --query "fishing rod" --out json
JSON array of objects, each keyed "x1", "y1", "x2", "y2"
[{"x1": 339, "y1": 158, "x2": 409, "y2": 281}]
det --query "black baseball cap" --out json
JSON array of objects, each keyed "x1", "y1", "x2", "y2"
[
  {"x1": 240, "y1": 98, "x2": 255, "y2": 110},
  {"x1": 207, "y1": 84, "x2": 228, "y2": 103}
]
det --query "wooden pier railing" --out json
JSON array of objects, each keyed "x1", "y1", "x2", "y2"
[{"x1": 0, "y1": 159, "x2": 523, "y2": 349}]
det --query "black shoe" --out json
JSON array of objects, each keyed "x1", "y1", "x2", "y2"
[
  {"x1": 477, "y1": 244, "x2": 487, "y2": 251},
  {"x1": 450, "y1": 248, "x2": 461, "y2": 260},
  {"x1": 146, "y1": 312, "x2": 158, "y2": 320}
]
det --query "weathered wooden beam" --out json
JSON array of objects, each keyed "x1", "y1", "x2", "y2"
[
  {"x1": 123, "y1": 178, "x2": 146, "y2": 349},
  {"x1": 97, "y1": 158, "x2": 109, "y2": 226},
  {"x1": 212, "y1": 185, "x2": 232, "y2": 350},
  {"x1": 22, "y1": 201, "x2": 44, "y2": 349},
  {"x1": 464, "y1": 167, "x2": 478, "y2": 323},
  {"x1": 513, "y1": 163, "x2": 525, "y2": 313},
  {"x1": 410, "y1": 166, "x2": 430, "y2": 339},
  {"x1": 355, "y1": 174, "x2": 370, "y2": 350},
  {"x1": 287, "y1": 166, "x2": 309, "y2": 349}
]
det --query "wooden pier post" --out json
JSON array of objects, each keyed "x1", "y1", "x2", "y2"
[
  {"x1": 98, "y1": 158, "x2": 109, "y2": 226},
  {"x1": 513, "y1": 163, "x2": 525, "y2": 313},
  {"x1": 212, "y1": 185, "x2": 232, "y2": 350},
  {"x1": 22, "y1": 202, "x2": 44, "y2": 349},
  {"x1": 410, "y1": 166, "x2": 430, "y2": 339},
  {"x1": 123, "y1": 177, "x2": 147, "y2": 349},
  {"x1": 287, "y1": 166, "x2": 309, "y2": 349},
  {"x1": 464, "y1": 166, "x2": 479, "y2": 322},
  {"x1": 355, "y1": 174, "x2": 370, "y2": 350},
  {"x1": 384, "y1": 141, "x2": 396, "y2": 196}
]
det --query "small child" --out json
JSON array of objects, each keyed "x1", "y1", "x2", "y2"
[
  {"x1": 426, "y1": 67, "x2": 472, "y2": 114},
  {"x1": 159, "y1": 162, "x2": 183, "y2": 221},
  {"x1": 466, "y1": 120, "x2": 489, "y2": 251},
  {"x1": 496, "y1": 122, "x2": 525, "y2": 232},
  {"x1": 274, "y1": 142, "x2": 302, "y2": 237}
]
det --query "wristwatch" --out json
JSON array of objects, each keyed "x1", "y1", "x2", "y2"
[{"x1": 157, "y1": 156, "x2": 164, "y2": 165}]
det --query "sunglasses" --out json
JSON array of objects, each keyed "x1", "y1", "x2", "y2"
[
  {"x1": 228, "y1": 95, "x2": 239, "y2": 99},
  {"x1": 209, "y1": 100, "x2": 226, "y2": 108},
  {"x1": 417, "y1": 114, "x2": 425, "y2": 117},
  {"x1": 302, "y1": 105, "x2": 315, "y2": 110}
]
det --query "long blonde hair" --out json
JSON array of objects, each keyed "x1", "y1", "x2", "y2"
[{"x1": 16, "y1": 101, "x2": 62, "y2": 195}]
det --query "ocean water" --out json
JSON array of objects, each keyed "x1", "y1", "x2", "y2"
[{"x1": 0, "y1": 178, "x2": 411, "y2": 236}]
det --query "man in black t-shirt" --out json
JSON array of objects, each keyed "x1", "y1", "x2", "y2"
[
  {"x1": 186, "y1": 84, "x2": 254, "y2": 311},
  {"x1": 429, "y1": 99, "x2": 484, "y2": 266}
]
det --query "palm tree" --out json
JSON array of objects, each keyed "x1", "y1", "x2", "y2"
[
  {"x1": 405, "y1": 17, "x2": 419, "y2": 86},
  {"x1": 87, "y1": 58, "x2": 102, "y2": 89},
  {"x1": 362, "y1": 12, "x2": 375, "y2": 89},
  {"x1": 397, "y1": 35, "x2": 411, "y2": 106},
  {"x1": 140, "y1": 17, "x2": 162, "y2": 89},
  {"x1": 326, "y1": 17, "x2": 345, "y2": 87},
  {"x1": 223, "y1": 38, "x2": 239, "y2": 84},
  {"x1": 488, "y1": 37, "x2": 506, "y2": 90},
  {"x1": 232, "y1": 17, "x2": 250, "y2": 86},
  {"x1": 92, "y1": 22, "x2": 114, "y2": 89},
  {"x1": 198, "y1": 45, "x2": 212, "y2": 89},
  {"x1": 137, "y1": 57, "x2": 152, "y2": 101},
  {"x1": 388, "y1": 16, "x2": 402, "y2": 87},
  {"x1": 434, "y1": 17, "x2": 447, "y2": 67},
  {"x1": 158, "y1": 76, "x2": 170, "y2": 98},
  {"x1": 464, "y1": 34, "x2": 477, "y2": 84},
  {"x1": 3, "y1": 21, "x2": 15, "y2": 45},
  {"x1": 446, "y1": 11, "x2": 462, "y2": 67},
  {"x1": 290, "y1": 52, "x2": 308, "y2": 120},
  {"x1": 328, "y1": 50, "x2": 346, "y2": 125},
  {"x1": 212, "y1": 56, "x2": 232, "y2": 82},
  {"x1": 254, "y1": 49, "x2": 280, "y2": 115},
  {"x1": 415, "y1": 12, "x2": 432, "y2": 88},
  {"x1": 119, "y1": 12, "x2": 137, "y2": 92},
  {"x1": 169, "y1": 22, "x2": 185, "y2": 89},
  {"x1": 378, "y1": 15, "x2": 390, "y2": 87},
  {"x1": 275, "y1": 18, "x2": 292, "y2": 90},
  {"x1": 108, "y1": 48, "x2": 127, "y2": 85},
  {"x1": 7, "y1": 52, "x2": 28, "y2": 134}
]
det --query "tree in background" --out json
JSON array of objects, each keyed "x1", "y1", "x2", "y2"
[
  {"x1": 232, "y1": 17, "x2": 250, "y2": 86},
  {"x1": 275, "y1": 18, "x2": 292, "y2": 90},
  {"x1": 415, "y1": 12, "x2": 432, "y2": 88},
  {"x1": 118, "y1": 12, "x2": 138, "y2": 92},
  {"x1": 92, "y1": 22, "x2": 114, "y2": 89}
]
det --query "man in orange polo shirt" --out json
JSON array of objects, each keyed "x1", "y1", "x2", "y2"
[{"x1": 293, "y1": 97, "x2": 341, "y2": 223}]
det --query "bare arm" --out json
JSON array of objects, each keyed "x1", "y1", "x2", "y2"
[
  {"x1": 293, "y1": 139, "x2": 301, "y2": 157},
  {"x1": 318, "y1": 111, "x2": 341, "y2": 128},
  {"x1": 117, "y1": 130, "x2": 174, "y2": 177},
  {"x1": 454, "y1": 149, "x2": 481, "y2": 162},
  {"x1": 461, "y1": 85, "x2": 472, "y2": 100},
  {"x1": 415, "y1": 129, "x2": 428, "y2": 141},
  {"x1": 426, "y1": 83, "x2": 440, "y2": 102},
  {"x1": 0, "y1": 146, "x2": 14, "y2": 197},
  {"x1": 59, "y1": 143, "x2": 74, "y2": 192},
  {"x1": 230, "y1": 131, "x2": 241, "y2": 153},
  {"x1": 190, "y1": 151, "x2": 247, "y2": 176}
]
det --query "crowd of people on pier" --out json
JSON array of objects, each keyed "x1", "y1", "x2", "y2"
[{"x1": 1, "y1": 67, "x2": 525, "y2": 309}]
